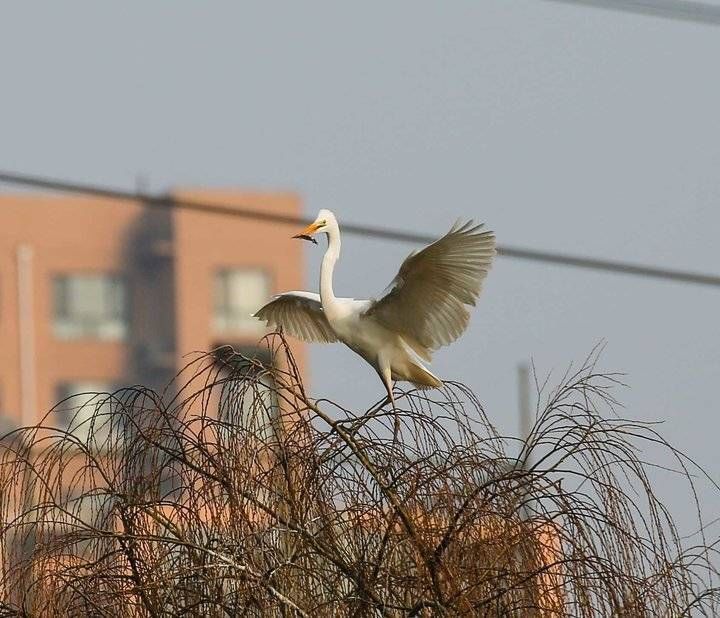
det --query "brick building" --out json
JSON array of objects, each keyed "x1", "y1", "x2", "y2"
[{"x1": 0, "y1": 189, "x2": 305, "y2": 436}]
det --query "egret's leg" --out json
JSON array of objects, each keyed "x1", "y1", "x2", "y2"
[
  {"x1": 346, "y1": 370, "x2": 393, "y2": 436},
  {"x1": 377, "y1": 363, "x2": 394, "y2": 405},
  {"x1": 378, "y1": 363, "x2": 400, "y2": 440},
  {"x1": 384, "y1": 378, "x2": 396, "y2": 409}
]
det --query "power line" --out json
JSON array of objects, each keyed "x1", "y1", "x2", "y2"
[
  {"x1": 1, "y1": 170, "x2": 720, "y2": 288},
  {"x1": 543, "y1": 0, "x2": 720, "y2": 25}
]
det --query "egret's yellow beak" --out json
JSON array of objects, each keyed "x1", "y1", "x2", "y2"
[{"x1": 292, "y1": 221, "x2": 322, "y2": 243}]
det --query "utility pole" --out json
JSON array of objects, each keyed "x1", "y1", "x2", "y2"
[{"x1": 518, "y1": 363, "x2": 533, "y2": 464}]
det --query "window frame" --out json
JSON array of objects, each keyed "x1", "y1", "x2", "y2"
[
  {"x1": 54, "y1": 380, "x2": 120, "y2": 448},
  {"x1": 217, "y1": 369, "x2": 279, "y2": 442},
  {"x1": 212, "y1": 266, "x2": 273, "y2": 336},
  {"x1": 52, "y1": 272, "x2": 130, "y2": 341}
]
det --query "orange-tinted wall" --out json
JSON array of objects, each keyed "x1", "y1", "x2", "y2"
[
  {"x1": 0, "y1": 196, "x2": 142, "y2": 425},
  {"x1": 172, "y1": 190, "x2": 306, "y2": 374},
  {"x1": 0, "y1": 190, "x2": 305, "y2": 429}
]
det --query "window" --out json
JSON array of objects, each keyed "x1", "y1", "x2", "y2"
[
  {"x1": 55, "y1": 381, "x2": 116, "y2": 445},
  {"x1": 54, "y1": 274, "x2": 127, "y2": 340},
  {"x1": 219, "y1": 373, "x2": 278, "y2": 441},
  {"x1": 213, "y1": 269, "x2": 269, "y2": 335}
]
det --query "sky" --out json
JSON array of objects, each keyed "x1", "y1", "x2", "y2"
[{"x1": 1, "y1": 1, "x2": 719, "y2": 534}]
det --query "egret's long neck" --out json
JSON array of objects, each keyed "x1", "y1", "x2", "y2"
[{"x1": 320, "y1": 226, "x2": 340, "y2": 308}]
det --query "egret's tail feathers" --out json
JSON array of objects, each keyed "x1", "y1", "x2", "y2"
[{"x1": 407, "y1": 363, "x2": 443, "y2": 390}]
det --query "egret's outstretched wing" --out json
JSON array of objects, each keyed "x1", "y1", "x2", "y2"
[
  {"x1": 365, "y1": 221, "x2": 495, "y2": 352},
  {"x1": 254, "y1": 291, "x2": 338, "y2": 343}
]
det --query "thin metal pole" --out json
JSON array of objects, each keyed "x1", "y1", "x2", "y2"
[
  {"x1": 518, "y1": 363, "x2": 532, "y2": 462},
  {"x1": 17, "y1": 245, "x2": 37, "y2": 428}
]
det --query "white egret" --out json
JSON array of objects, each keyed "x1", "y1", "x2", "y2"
[{"x1": 254, "y1": 210, "x2": 495, "y2": 405}]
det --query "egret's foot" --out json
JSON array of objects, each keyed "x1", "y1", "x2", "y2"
[
  {"x1": 387, "y1": 395, "x2": 400, "y2": 442},
  {"x1": 343, "y1": 395, "x2": 392, "y2": 436},
  {"x1": 392, "y1": 414, "x2": 401, "y2": 443}
]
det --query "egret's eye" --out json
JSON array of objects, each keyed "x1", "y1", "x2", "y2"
[{"x1": 319, "y1": 220, "x2": 327, "y2": 226}]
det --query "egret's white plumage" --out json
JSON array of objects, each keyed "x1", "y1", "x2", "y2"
[{"x1": 254, "y1": 210, "x2": 495, "y2": 403}]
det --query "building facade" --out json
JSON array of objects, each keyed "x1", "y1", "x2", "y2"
[{"x1": 0, "y1": 189, "x2": 305, "y2": 435}]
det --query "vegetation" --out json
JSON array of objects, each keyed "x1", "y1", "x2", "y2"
[{"x1": 0, "y1": 336, "x2": 717, "y2": 616}]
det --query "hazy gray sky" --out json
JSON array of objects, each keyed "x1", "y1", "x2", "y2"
[{"x1": 2, "y1": 1, "x2": 719, "y2": 531}]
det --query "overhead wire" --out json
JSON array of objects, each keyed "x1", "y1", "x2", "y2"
[
  {"x1": 1, "y1": 170, "x2": 719, "y2": 288},
  {"x1": 543, "y1": 0, "x2": 720, "y2": 25}
]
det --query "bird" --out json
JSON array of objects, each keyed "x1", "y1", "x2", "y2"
[{"x1": 254, "y1": 210, "x2": 496, "y2": 406}]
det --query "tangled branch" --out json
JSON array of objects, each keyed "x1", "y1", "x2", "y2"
[{"x1": 0, "y1": 335, "x2": 717, "y2": 616}]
